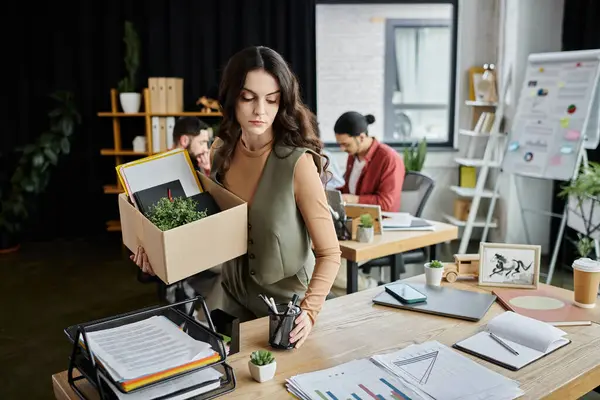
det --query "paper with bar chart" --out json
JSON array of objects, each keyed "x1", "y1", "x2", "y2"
[
  {"x1": 371, "y1": 341, "x2": 523, "y2": 400},
  {"x1": 286, "y1": 358, "x2": 426, "y2": 400}
]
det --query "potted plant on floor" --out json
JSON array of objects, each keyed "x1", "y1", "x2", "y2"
[
  {"x1": 357, "y1": 213, "x2": 374, "y2": 243},
  {"x1": 402, "y1": 138, "x2": 428, "y2": 198},
  {"x1": 118, "y1": 21, "x2": 142, "y2": 113},
  {"x1": 559, "y1": 161, "x2": 600, "y2": 256},
  {"x1": 0, "y1": 90, "x2": 81, "y2": 253},
  {"x1": 424, "y1": 260, "x2": 445, "y2": 286},
  {"x1": 248, "y1": 349, "x2": 276, "y2": 383}
]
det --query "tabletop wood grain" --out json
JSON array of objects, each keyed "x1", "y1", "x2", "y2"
[{"x1": 52, "y1": 275, "x2": 600, "y2": 400}]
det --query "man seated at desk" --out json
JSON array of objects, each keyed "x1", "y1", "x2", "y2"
[
  {"x1": 330, "y1": 111, "x2": 405, "y2": 296},
  {"x1": 334, "y1": 111, "x2": 405, "y2": 212},
  {"x1": 172, "y1": 116, "x2": 212, "y2": 176}
]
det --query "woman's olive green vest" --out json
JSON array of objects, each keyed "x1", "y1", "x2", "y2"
[{"x1": 211, "y1": 142, "x2": 322, "y2": 286}]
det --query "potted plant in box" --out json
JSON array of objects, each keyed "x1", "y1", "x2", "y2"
[
  {"x1": 146, "y1": 197, "x2": 209, "y2": 231},
  {"x1": 424, "y1": 260, "x2": 444, "y2": 286},
  {"x1": 357, "y1": 213, "x2": 375, "y2": 243},
  {"x1": 248, "y1": 349, "x2": 276, "y2": 383},
  {"x1": 117, "y1": 21, "x2": 142, "y2": 113}
]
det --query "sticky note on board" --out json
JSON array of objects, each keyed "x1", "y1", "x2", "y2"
[
  {"x1": 549, "y1": 155, "x2": 562, "y2": 166},
  {"x1": 558, "y1": 82, "x2": 565, "y2": 88},
  {"x1": 565, "y1": 130, "x2": 580, "y2": 141},
  {"x1": 560, "y1": 117, "x2": 570, "y2": 128},
  {"x1": 560, "y1": 146, "x2": 574, "y2": 154}
]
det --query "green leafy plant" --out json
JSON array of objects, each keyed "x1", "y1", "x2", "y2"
[
  {"x1": 559, "y1": 162, "x2": 600, "y2": 256},
  {"x1": 403, "y1": 138, "x2": 427, "y2": 172},
  {"x1": 147, "y1": 197, "x2": 207, "y2": 231},
  {"x1": 429, "y1": 260, "x2": 444, "y2": 268},
  {"x1": 576, "y1": 234, "x2": 595, "y2": 259},
  {"x1": 250, "y1": 350, "x2": 275, "y2": 366},
  {"x1": 117, "y1": 21, "x2": 141, "y2": 93},
  {"x1": 359, "y1": 213, "x2": 373, "y2": 228},
  {"x1": 0, "y1": 91, "x2": 81, "y2": 244}
]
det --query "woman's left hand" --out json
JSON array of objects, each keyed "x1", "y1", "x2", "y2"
[{"x1": 289, "y1": 310, "x2": 313, "y2": 349}]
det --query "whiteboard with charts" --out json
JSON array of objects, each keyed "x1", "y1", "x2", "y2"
[{"x1": 502, "y1": 50, "x2": 600, "y2": 181}]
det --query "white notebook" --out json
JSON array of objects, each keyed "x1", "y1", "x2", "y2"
[{"x1": 453, "y1": 311, "x2": 571, "y2": 371}]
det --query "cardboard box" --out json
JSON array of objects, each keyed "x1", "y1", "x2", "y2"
[{"x1": 118, "y1": 173, "x2": 248, "y2": 284}]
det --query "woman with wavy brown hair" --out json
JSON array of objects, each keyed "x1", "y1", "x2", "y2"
[{"x1": 133, "y1": 46, "x2": 341, "y2": 348}]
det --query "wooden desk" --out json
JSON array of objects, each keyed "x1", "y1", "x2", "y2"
[
  {"x1": 339, "y1": 220, "x2": 459, "y2": 293},
  {"x1": 52, "y1": 275, "x2": 600, "y2": 400}
]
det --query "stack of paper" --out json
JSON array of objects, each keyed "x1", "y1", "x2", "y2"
[
  {"x1": 83, "y1": 315, "x2": 222, "y2": 395},
  {"x1": 371, "y1": 341, "x2": 524, "y2": 400},
  {"x1": 382, "y1": 212, "x2": 435, "y2": 231}
]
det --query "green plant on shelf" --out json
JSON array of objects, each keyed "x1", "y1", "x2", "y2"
[
  {"x1": 250, "y1": 350, "x2": 275, "y2": 366},
  {"x1": 117, "y1": 21, "x2": 141, "y2": 93},
  {"x1": 429, "y1": 260, "x2": 444, "y2": 268}
]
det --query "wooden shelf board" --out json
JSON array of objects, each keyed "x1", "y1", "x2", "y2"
[
  {"x1": 106, "y1": 220, "x2": 121, "y2": 232},
  {"x1": 104, "y1": 185, "x2": 124, "y2": 194},
  {"x1": 100, "y1": 149, "x2": 150, "y2": 156},
  {"x1": 98, "y1": 111, "x2": 222, "y2": 117}
]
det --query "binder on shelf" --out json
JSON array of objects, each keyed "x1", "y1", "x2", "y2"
[{"x1": 64, "y1": 296, "x2": 236, "y2": 400}]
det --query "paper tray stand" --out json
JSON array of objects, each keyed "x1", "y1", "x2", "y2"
[{"x1": 63, "y1": 296, "x2": 236, "y2": 400}]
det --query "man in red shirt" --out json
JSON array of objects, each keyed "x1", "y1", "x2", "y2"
[
  {"x1": 334, "y1": 112, "x2": 405, "y2": 212},
  {"x1": 330, "y1": 111, "x2": 405, "y2": 296}
]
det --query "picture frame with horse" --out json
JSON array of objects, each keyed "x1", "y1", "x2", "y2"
[{"x1": 478, "y1": 242, "x2": 541, "y2": 289}]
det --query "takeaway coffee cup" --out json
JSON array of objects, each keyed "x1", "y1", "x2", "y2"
[{"x1": 572, "y1": 258, "x2": 600, "y2": 308}]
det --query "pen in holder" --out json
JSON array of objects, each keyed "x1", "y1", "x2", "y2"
[{"x1": 268, "y1": 295, "x2": 301, "y2": 350}]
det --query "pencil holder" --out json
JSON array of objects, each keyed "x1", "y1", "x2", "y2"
[{"x1": 268, "y1": 303, "x2": 301, "y2": 350}]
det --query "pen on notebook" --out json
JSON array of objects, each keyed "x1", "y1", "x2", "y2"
[{"x1": 489, "y1": 332, "x2": 519, "y2": 355}]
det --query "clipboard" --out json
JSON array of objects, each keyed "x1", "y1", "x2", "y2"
[{"x1": 116, "y1": 149, "x2": 203, "y2": 208}]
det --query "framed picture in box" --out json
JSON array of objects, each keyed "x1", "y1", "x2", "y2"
[{"x1": 478, "y1": 242, "x2": 541, "y2": 289}]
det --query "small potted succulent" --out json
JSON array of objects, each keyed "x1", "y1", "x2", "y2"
[
  {"x1": 248, "y1": 349, "x2": 276, "y2": 383},
  {"x1": 424, "y1": 260, "x2": 444, "y2": 286},
  {"x1": 357, "y1": 213, "x2": 375, "y2": 243}
]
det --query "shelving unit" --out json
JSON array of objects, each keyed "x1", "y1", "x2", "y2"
[
  {"x1": 99, "y1": 88, "x2": 222, "y2": 232},
  {"x1": 443, "y1": 66, "x2": 512, "y2": 253}
]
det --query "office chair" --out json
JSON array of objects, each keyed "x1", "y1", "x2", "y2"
[{"x1": 359, "y1": 171, "x2": 435, "y2": 283}]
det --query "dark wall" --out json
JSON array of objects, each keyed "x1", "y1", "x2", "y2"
[
  {"x1": 550, "y1": 0, "x2": 600, "y2": 265},
  {"x1": 2, "y1": 0, "x2": 316, "y2": 241}
]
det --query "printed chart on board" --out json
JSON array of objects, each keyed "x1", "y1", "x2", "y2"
[{"x1": 502, "y1": 54, "x2": 600, "y2": 181}]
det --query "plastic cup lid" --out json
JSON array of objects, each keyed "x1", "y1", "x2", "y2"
[{"x1": 572, "y1": 258, "x2": 600, "y2": 272}]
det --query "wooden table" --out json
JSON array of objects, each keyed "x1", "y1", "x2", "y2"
[
  {"x1": 339, "y1": 220, "x2": 458, "y2": 293},
  {"x1": 52, "y1": 275, "x2": 600, "y2": 400}
]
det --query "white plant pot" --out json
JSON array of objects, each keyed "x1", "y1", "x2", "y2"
[
  {"x1": 248, "y1": 360, "x2": 277, "y2": 383},
  {"x1": 567, "y1": 195, "x2": 600, "y2": 241},
  {"x1": 424, "y1": 263, "x2": 444, "y2": 286},
  {"x1": 119, "y1": 92, "x2": 141, "y2": 114},
  {"x1": 357, "y1": 226, "x2": 374, "y2": 243}
]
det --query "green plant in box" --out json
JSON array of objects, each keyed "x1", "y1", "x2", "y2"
[
  {"x1": 250, "y1": 350, "x2": 275, "y2": 366},
  {"x1": 429, "y1": 260, "x2": 444, "y2": 268},
  {"x1": 147, "y1": 197, "x2": 208, "y2": 231},
  {"x1": 359, "y1": 213, "x2": 373, "y2": 228}
]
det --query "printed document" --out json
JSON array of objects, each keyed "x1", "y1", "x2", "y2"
[{"x1": 85, "y1": 315, "x2": 214, "y2": 381}]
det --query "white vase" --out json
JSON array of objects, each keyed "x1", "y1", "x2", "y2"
[
  {"x1": 248, "y1": 360, "x2": 277, "y2": 383},
  {"x1": 119, "y1": 92, "x2": 141, "y2": 113},
  {"x1": 357, "y1": 226, "x2": 374, "y2": 243},
  {"x1": 424, "y1": 263, "x2": 444, "y2": 286}
]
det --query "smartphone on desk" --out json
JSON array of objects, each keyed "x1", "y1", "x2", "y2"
[{"x1": 385, "y1": 283, "x2": 427, "y2": 304}]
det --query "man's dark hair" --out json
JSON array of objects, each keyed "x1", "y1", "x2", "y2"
[{"x1": 172, "y1": 117, "x2": 209, "y2": 143}]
